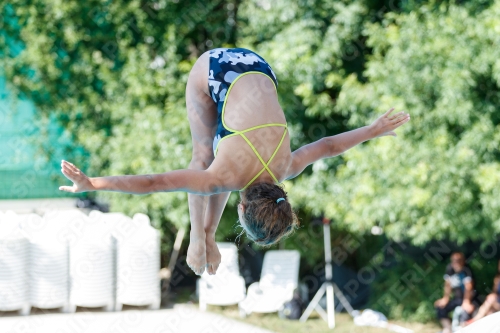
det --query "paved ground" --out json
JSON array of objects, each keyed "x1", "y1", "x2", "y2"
[{"x1": 0, "y1": 304, "x2": 275, "y2": 333}]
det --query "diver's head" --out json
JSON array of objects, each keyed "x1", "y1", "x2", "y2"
[{"x1": 238, "y1": 182, "x2": 299, "y2": 246}]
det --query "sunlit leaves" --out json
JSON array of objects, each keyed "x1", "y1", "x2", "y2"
[{"x1": 287, "y1": 1, "x2": 500, "y2": 245}]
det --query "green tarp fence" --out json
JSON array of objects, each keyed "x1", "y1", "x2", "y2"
[{"x1": 0, "y1": 75, "x2": 84, "y2": 199}]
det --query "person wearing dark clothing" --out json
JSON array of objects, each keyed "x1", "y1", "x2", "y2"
[{"x1": 434, "y1": 252, "x2": 476, "y2": 333}]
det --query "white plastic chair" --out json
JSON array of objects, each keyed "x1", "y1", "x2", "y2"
[
  {"x1": 0, "y1": 211, "x2": 30, "y2": 315},
  {"x1": 63, "y1": 212, "x2": 115, "y2": 312},
  {"x1": 132, "y1": 213, "x2": 152, "y2": 228},
  {"x1": 20, "y1": 213, "x2": 70, "y2": 313},
  {"x1": 89, "y1": 211, "x2": 161, "y2": 311},
  {"x1": 115, "y1": 224, "x2": 161, "y2": 311},
  {"x1": 197, "y1": 242, "x2": 246, "y2": 311},
  {"x1": 239, "y1": 250, "x2": 300, "y2": 317}
]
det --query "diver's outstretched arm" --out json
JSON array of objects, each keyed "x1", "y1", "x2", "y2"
[
  {"x1": 286, "y1": 108, "x2": 410, "y2": 180},
  {"x1": 58, "y1": 160, "x2": 222, "y2": 195}
]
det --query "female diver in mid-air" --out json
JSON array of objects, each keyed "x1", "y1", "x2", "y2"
[{"x1": 59, "y1": 47, "x2": 410, "y2": 276}]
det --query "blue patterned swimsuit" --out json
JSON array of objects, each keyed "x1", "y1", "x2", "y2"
[{"x1": 208, "y1": 47, "x2": 279, "y2": 155}]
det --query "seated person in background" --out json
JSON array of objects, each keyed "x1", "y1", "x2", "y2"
[
  {"x1": 466, "y1": 259, "x2": 500, "y2": 325},
  {"x1": 434, "y1": 252, "x2": 476, "y2": 333}
]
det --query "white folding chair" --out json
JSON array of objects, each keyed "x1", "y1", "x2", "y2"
[
  {"x1": 239, "y1": 250, "x2": 300, "y2": 317},
  {"x1": 198, "y1": 242, "x2": 246, "y2": 311}
]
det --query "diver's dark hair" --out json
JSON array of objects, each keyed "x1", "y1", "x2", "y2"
[{"x1": 240, "y1": 182, "x2": 299, "y2": 246}]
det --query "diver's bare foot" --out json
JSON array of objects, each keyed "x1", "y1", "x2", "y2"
[
  {"x1": 186, "y1": 234, "x2": 206, "y2": 275},
  {"x1": 206, "y1": 237, "x2": 221, "y2": 275}
]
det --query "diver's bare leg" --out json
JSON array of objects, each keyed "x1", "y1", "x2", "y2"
[{"x1": 185, "y1": 51, "x2": 227, "y2": 275}]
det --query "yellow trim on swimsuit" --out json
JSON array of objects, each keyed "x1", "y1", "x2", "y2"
[{"x1": 213, "y1": 71, "x2": 288, "y2": 191}]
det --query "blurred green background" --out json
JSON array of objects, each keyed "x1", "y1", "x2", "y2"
[{"x1": 1, "y1": 0, "x2": 500, "y2": 323}]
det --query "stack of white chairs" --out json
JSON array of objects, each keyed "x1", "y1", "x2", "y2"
[
  {"x1": 21, "y1": 213, "x2": 70, "y2": 312},
  {"x1": 0, "y1": 211, "x2": 30, "y2": 315},
  {"x1": 88, "y1": 210, "x2": 122, "y2": 310},
  {"x1": 89, "y1": 211, "x2": 161, "y2": 310},
  {"x1": 0, "y1": 209, "x2": 161, "y2": 315},
  {"x1": 239, "y1": 250, "x2": 300, "y2": 317},
  {"x1": 62, "y1": 210, "x2": 115, "y2": 312},
  {"x1": 198, "y1": 242, "x2": 246, "y2": 311},
  {"x1": 116, "y1": 213, "x2": 161, "y2": 310}
]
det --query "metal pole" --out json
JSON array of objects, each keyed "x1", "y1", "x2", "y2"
[
  {"x1": 323, "y1": 220, "x2": 335, "y2": 329},
  {"x1": 300, "y1": 218, "x2": 355, "y2": 329},
  {"x1": 323, "y1": 222, "x2": 332, "y2": 281}
]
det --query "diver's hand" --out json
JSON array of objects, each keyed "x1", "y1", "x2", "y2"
[
  {"x1": 205, "y1": 236, "x2": 221, "y2": 275},
  {"x1": 186, "y1": 233, "x2": 207, "y2": 276},
  {"x1": 369, "y1": 107, "x2": 410, "y2": 138},
  {"x1": 59, "y1": 160, "x2": 95, "y2": 193}
]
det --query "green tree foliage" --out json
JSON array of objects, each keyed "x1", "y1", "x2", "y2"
[
  {"x1": 285, "y1": 2, "x2": 500, "y2": 244},
  {"x1": 0, "y1": 0, "x2": 239, "y2": 235}
]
